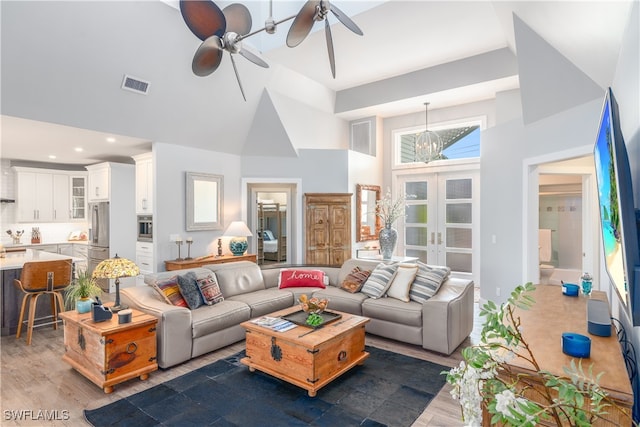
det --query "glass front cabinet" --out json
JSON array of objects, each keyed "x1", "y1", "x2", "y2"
[{"x1": 70, "y1": 175, "x2": 86, "y2": 220}]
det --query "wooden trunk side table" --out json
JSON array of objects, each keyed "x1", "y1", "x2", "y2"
[
  {"x1": 240, "y1": 307, "x2": 369, "y2": 397},
  {"x1": 59, "y1": 307, "x2": 158, "y2": 394},
  {"x1": 164, "y1": 253, "x2": 257, "y2": 271}
]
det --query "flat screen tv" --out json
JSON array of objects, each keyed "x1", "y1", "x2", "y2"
[{"x1": 593, "y1": 87, "x2": 640, "y2": 326}]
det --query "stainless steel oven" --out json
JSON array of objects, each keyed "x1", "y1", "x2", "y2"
[{"x1": 137, "y1": 215, "x2": 153, "y2": 242}]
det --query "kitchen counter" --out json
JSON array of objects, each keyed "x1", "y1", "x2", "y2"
[
  {"x1": 1, "y1": 249, "x2": 84, "y2": 270},
  {"x1": 1, "y1": 249, "x2": 85, "y2": 336},
  {"x1": 2, "y1": 240, "x2": 88, "y2": 251}
]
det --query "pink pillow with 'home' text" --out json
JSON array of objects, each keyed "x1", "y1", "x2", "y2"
[{"x1": 278, "y1": 269, "x2": 326, "y2": 289}]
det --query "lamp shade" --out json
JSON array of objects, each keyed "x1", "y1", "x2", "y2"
[
  {"x1": 224, "y1": 221, "x2": 253, "y2": 237},
  {"x1": 92, "y1": 255, "x2": 139, "y2": 279}
]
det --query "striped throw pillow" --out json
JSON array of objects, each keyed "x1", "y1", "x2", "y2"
[
  {"x1": 361, "y1": 263, "x2": 398, "y2": 298},
  {"x1": 150, "y1": 276, "x2": 188, "y2": 308},
  {"x1": 409, "y1": 262, "x2": 451, "y2": 303}
]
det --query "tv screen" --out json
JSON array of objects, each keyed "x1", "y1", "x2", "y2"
[{"x1": 593, "y1": 87, "x2": 640, "y2": 325}]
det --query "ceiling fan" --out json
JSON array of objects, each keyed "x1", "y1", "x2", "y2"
[
  {"x1": 287, "y1": 0, "x2": 364, "y2": 78},
  {"x1": 179, "y1": 0, "x2": 363, "y2": 100}
]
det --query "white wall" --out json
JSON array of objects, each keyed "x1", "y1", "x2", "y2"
[{"x1": 153, "y1": 142, "x2": 243, "y2": 270}]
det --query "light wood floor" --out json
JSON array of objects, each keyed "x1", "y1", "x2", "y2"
[{"x1": 0, "y1": 300, "x2": 481, "y2": 427}]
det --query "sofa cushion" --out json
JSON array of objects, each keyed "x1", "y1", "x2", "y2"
[
  {"x1": 191, "y1": 300, "x2": 251, "y2": 339},
  {"x1": 177, "y1": 271, "x2": 205, "y2": 309},
  {"x1": 362, "y1": 297, "x2": 422, "y2": 327},
  {"x1": 409, "y1": 262, "x2": 451, "y2": 303},
  {"x1": 278, "y1": 269, "x2": 326, "y2": 289},
  {"x1": 206, "y1": 261, "x2": 265, "y2": 297},
  {"x1": 339, "y1": 267, "x2": 371, "y2": 293},
  {"x1": 197, "y1": 274, "x2": 224, "y2": 305},
  {"x1": 337, "y1": 258, "x2": 384, "y2": 286},
  {"x1": 311, "y1": 287, "x2": 369, "y2": 315},
  {"x1": 361, "y1": 263, "x2": 398, "y2": 299},
  {"x1": 386, "y1": 264, "x2": 418, "y2": 302},
  {"x1": 149, "y1": 276, "x2": 188, "y2": 308},
  {"x1": 228, "y1": 289, "x2": 294, "y2": 318}
]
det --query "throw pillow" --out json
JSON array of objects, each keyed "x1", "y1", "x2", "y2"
[
  {"x1": 149, "y1": 276, "x2": 188, "y2": 308},
  {"x1": 386, "y1": 264, "x2": 419, "y2": 302},
  {"x1": 177, "y1": 271, "x2": 205, "y2": 310},
  {"x1": 278, "y1": 269, "x2": 326, "y2": 289},
  {"x1": 197, "y1": 274, "x2": 224, "y2": 305},
  {"x1": 361, "y1": 263, "x2": 398, "y2": 299},
  {"x1": 409, "y1": 262, "x2": 451, "y2": 303},
  {"x1": 340, "y1": 267, "x2": 371, "y2": 293}
]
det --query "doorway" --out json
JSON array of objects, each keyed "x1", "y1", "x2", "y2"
[
  {"x1": 524, "y1": 154, "x2": 598, "y2": 286},
  {"x1": 244, "y1": 181, "x2": 300, "y2": 266}
]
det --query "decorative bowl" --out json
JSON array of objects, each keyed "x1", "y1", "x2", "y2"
[{"x1": 299, "y1": 295, "x2": 328, "y2": 314}]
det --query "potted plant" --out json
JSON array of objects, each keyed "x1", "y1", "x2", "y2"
[{"x1": 65, "y1": 269, "x2": 102, "y2": 313}]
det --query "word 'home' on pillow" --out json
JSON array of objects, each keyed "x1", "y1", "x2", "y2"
[{"x1": 278, "y1": 269, "x2": 326, "y2": 289}]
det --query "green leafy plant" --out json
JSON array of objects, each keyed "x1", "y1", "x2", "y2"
[
  {"x1": 445, "y1": 283, "x2": 635, "y2": 426},
  {"x1": 64, "y1": 269, "x2": 102, "y2": 310},
  {"x1": 306, "y1": 313, "x2": 324, "y2": 327}
]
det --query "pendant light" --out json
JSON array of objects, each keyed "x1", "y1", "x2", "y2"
[{"x1": 415, "y1": 102, "x2": 443, "y2": 163}]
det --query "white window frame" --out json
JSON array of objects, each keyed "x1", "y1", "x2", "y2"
[{"x1": 392, "y1": 115, "x2": 487, "y2": 170}]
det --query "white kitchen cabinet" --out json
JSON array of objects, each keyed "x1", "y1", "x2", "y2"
[
  {"x1": 133, "y1": 152, "x2": 153, "y2": 214},
  {"x1": 135, "y1": 241, "x2": 154, "y2": 285},
  {"x1": 52, "y1": 174, "x2": 70, "y2": 221},
  {"x1": 86, "y1": 165, "x2": 110, "y2": 202},
  {"x1": 70, "y1": 176, "x2": 87, "y2": 220},
  {"x1": 13, "y1": 167, "x2": 87, "y2": 223},
  {"x1": 15, "y1": 171, "x2": 53, "y2": 221}
]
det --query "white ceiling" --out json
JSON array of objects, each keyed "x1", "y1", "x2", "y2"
[{"x1": 0, "y1": 0, "x2": 633, "y2": 166}]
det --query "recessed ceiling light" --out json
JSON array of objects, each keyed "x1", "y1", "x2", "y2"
[
  {"x1": 48, "y1": 155, "x2": 57, "y2": 159},
  {"x1": 75, "y1": 147, "x2": 84, "y2": 152},
  {"x1": 106, "y1": 137, "x2": 116, "y2": 143}
]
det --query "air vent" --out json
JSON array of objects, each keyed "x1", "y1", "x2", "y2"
[
  {"x1": 121, "y1": 74, "x2": 150, "y2": 95},
  {"x1": 350, "y1": 117, "x2": 376, "y2": 156}
]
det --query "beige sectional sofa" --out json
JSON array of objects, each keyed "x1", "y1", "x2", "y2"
[{"x1": 121, "y1": 258, "x2": 474, "y2": 369}]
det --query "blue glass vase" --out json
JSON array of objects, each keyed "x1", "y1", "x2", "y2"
[{"x1": 379, "y1": 224, "x2": 398, "y2": 260}]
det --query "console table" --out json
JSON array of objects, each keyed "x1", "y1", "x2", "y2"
[
  {"x1": 482, "y1": 285, "x2": 633, "y2": 426},
  {"x1": 164, "y1": 254, "x2": 257, "y2": 271}
]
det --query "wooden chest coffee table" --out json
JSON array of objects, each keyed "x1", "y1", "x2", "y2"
[{"x1": 240, "y1": 307, "x2": 369, "y2": 397}]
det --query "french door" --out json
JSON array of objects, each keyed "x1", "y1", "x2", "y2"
[{"x1": 396, "y1": 169, "x2": 479, "y2": 282}]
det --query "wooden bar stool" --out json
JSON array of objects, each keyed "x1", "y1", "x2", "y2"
[{"x1": 14, "y1": 259, "x2": 73, "y2": 345}]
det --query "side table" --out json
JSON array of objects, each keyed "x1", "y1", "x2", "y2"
[{"x1": 59, "y1": 307, "x2": 157, "y2": 393}]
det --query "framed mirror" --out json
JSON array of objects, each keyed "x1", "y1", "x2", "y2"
[
  {"x1": 186, "y1": 172, "x2": 223, "y2": 231},
  {"x1": 356, "y1": 184, "x2": 382, "y2": 242}
]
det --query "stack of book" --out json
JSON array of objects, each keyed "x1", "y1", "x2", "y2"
[{"x1": 251, "y1": 316, "x2": 296, "y2": 332}]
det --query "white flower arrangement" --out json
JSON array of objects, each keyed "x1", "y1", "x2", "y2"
[{"x1": 375, "y1": 189, "x2": 412, "y2": 227}]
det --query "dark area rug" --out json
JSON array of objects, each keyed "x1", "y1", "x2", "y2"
[{"x1": 84, "y1": 346, "x2": 449, "y2": 427}]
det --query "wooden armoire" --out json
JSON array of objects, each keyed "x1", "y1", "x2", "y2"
[{"x1": 304, "y1": 193, "x2": 352, "y2": 266}]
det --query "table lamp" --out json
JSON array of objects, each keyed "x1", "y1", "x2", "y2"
[
  {"x1": 92, "y1": 254, "x2": 139, "y2": 312},
  {"x1": 224, "y1": 221, "x2": 253, "y2": 256}
]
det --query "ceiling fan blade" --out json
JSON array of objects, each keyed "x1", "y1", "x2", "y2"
[
  {"x1": 324, "y1": 19, "x2": 335, "y2": 78},
  {"x1": 238, "y1": 46, "x2": 269, "y2": 68},
  {"x1": 179, "y1": 0, "x2": 226, "y2": 41},
  {"x1": 330, "y1": 3, "x2": 363, "y2": 36},
  {"x1": 192, "y1": 36, "x2": 224, "y2": 76},
  {"x1": 223, "y1": 3, "x2": 252, "y2": 36},
  {"x1": 286, "y1": 0, "x2": 320, "y2": 48},
  {"x1": 229, "y1": 53, "x2": 247, "y2": 101}
]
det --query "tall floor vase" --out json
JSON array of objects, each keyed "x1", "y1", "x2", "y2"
[{"x1": 379, "y1": 224, "x2": 398, "y2": 260}]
